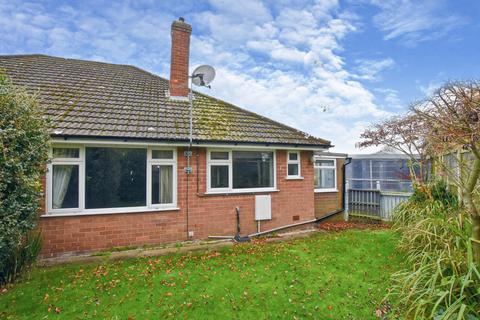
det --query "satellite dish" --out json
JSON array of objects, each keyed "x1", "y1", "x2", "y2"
[{"x1": 191, "y1": 65, "x2": 215, "y2": 88}]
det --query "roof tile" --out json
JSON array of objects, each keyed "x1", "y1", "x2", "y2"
[{"x1": 0, "y1": 54, "x2": 330, "y2": 147}]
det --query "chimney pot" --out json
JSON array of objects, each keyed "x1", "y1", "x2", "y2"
[{"x1": 169, "y1": 18, "x2": 192, "y2": 99}]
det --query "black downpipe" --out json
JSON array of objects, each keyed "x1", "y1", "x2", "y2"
[{"x1": 233, "y1": 207, "x2": 251, "y2": 242}]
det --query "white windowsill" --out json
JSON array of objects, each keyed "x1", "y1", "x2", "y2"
[
  {"x1": 41, "y1": 206, "x2": 180, "y2": 218},
  {"x1": 285, "y1": 176, "x2": 304, "y2": 180},
  {"x1": 314, "y1": 188, "x2": 338, "y2": 193},
  {"x1": 204, "y1": 189, "x2": 279, "y2": 195}
]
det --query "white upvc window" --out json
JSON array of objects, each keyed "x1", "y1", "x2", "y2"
[
  {"x1": 206, "y1": 149, "x2": 277, "y2": 193},
  {"x1": 47, "y1": 146, "x2": 85, "y2": 214},
  {"x1": 314, "y1": 158, "x2": 337, "y2": 192},
  {"x1": 147, "y1": 148, "x2": 177, "y2": 209},
  {"x1": 46, "y1": 144, "x2": 177, "y2": 216},
  {"x1": 286, "y1": 151, "x2": 301, "y2": 179},
  {"x1": 207, "y1": 150, "x2": 232, "y2": 192}
]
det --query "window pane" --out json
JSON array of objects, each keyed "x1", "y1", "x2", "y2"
[
  {"x1": 152, "y1": 150, "x2": 173, "y2": 159},
  {"x1": 288, "y1": 163, "x2": 299, "y2": 176},
  {"x1": 288, "y1": 152, "x2": 298, "y2": 161},
  {"x1": 85, "y1": 147, "x2": 147, "y2": 209},
  {"x1": 211, "y1": 165, "x2": 229, "y2": 188},
  {"x1": 152, "y1": 165, "x2": 173, "y2": 204},
  {"x1": 233, "y1": 151, "x2": 273, "y2": 189},
  {"x1": 316, "y1": 160, "x2": 334, "y2": 167},
  {"x1": 351, "y1": 159, "x2": 370, "y2": 179},
  {"x1": 52, "y1": 165, "x2": 79, "y2": 209},
  {"x1": 211, "y1": 151, "x2": 229, "y2": 160},
  {"x1": 316, "y1": 168, "x2": 335, "y2": 189},
  {"x1": 53, "y1": 148, "x2": 79, "y2": 158}
]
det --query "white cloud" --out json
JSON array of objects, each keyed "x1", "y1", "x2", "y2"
[
  {"x1": 354, "y1": 57, "x2": 395, "y2": 81},
  {"x1": 246, "y1": 39, "x2": 308, "y2": 63},
  {"x1": 418, "y1": 80, "x2": 442, "y2": 97},
  {"x1": 370, "y1": 0, "x2": 466, "y2": 46},
  {"x1": 375, "y1": 88, "x2": 404, "y2": 109},
  {"x1": 0, "y1": 0, "x2": 397, "y2": 154}
]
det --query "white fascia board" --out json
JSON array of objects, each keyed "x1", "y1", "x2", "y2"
[{"x1": 51, "y1": 137, "x2": 329, "y2": 151}]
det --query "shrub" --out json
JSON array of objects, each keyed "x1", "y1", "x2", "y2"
[
  {"x1": 0, "y1": 72, "x2": 50, "y2": 285},
  {"x1": 0, "y1": 232, "x2": 42, "y2": 284},
  {"x1": 409, "y1": 179, "x2": 458, "y2": 207},
  {"x1": 388, "y1": 181, "x2": 480, "y2": 319}
]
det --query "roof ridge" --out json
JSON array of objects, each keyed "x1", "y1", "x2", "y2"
[
  {"x1": 0, "y1": 53, "x2": 49, "y2": 58},
  {"x1": 0, "y1": 53, "x2": 164, "y2": 76}
]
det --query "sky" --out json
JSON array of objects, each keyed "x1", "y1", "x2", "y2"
[{"x1": 1, "y1": 0, "x2": 479, "y2": 154}]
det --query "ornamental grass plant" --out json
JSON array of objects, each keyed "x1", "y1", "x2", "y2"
[{"x1": 388, "y1": 180, "x2": 480, "y2": 319}]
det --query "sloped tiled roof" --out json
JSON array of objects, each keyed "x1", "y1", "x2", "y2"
[{"x1": 0, "y1": 54, "x2": 331, "y2": 147}]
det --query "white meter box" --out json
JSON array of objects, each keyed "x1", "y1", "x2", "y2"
[{"x1": 255, "y1": 195, "x2": 272, "y2": 220}]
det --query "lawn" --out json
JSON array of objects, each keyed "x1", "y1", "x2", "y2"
[{"x1": 0, "y1": 229, "x2": 403, "y2": 319}]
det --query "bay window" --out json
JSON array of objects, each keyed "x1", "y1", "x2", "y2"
[
  {"x1": 47, "y1": 145, "x2": 177, "y2": 215},
  {"x1": 314, "y1": 158, "x2": 337, "y2": 192},
  {"x1": 207, "y1": 150, "x2": 276, "y2": 192}
]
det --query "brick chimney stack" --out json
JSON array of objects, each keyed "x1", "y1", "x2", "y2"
[{"x1": 169, "y1": 17, "x2": 192, "y2": 99}]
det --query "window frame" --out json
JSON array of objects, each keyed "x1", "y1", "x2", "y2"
[
  {"x1": 286, "y1": 150, "x2": 302, "y2": 179},
  {"x1": 45, "y1": 144, "x2": 178, "y2": 216},
  {"x1": 206, "y1": 149, "x2": 277, "y2": 194},
  {"x1": 147, "y1": 147, "x2": 178, "y2": 209},
  {"x1": 314, "y1": 157, "x2": 338, "y2": 193},
  {"x1": 206, "y1": 149, "x2": 232, "y2": 193},
  {"x1": 47, "y1": 144, "x2": 85, "y2": 214}
]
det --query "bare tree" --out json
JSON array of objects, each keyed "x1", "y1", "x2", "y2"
[{"x1": 412, "y1": 80, "x2": 480, "y2": 263}]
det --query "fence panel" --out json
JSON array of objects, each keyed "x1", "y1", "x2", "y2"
[
  {"x1": 348, "y1": 189, "x2": 381, "y2": 218},
  {"x1": 347, "y1": 189, "x2": 411, "y2": 221},
  {"x1": 379, "y1": 192, "x2": 411, "y2": 220}
]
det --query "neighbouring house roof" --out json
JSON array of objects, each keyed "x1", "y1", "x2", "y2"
[{"x1": 0, "y1": 54, "x2": 331, "y2": 148}]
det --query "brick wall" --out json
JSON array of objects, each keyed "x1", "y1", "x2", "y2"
[
  {"x1": 169, "y1": 19, "x2": 191, "y2": 98},
  {"x1": 39, "y1": 148, "x2": 316, "y2": 257},
  {"x1": 314, "y1": 158, "x2": 344, "y2": 218}
]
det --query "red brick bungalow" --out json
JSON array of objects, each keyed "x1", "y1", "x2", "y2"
[{"x1": 0, "y1": 18, "x2": 345, "y2": 258}]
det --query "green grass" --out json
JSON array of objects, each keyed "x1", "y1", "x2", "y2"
[{"x1": 0, "y1": 230, "x2": 403, "y2": 319}]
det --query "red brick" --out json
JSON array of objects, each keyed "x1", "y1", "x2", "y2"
[{"x1": 38, "y1": 148, "x2": 327, "y2": 257}]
